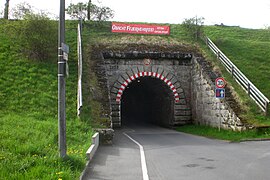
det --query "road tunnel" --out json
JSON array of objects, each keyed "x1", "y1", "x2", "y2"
[
  {"x1": 121, "y1": 76, "x2": 174, "y2": 127},
  {"x1": 96, "y1": 49, "x2": 239, "y2": 130}
]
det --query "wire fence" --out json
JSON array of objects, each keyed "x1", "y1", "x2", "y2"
[
  {"x1": 77, "y1": 23, "x2": 83, "y2": 116},
  {"x1": 206, "y1": 37, "x2": 269, "y2": 115}
]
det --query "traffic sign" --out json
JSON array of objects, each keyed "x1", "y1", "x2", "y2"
[
  {"x1": 63, "y1": 52, "x2": 68, "y2": 61},
  {"x1": 215, "y1": 77, "x2": 226, "y2": 88},
  {"x1": 61, "y1": 43, "x2": 69, "y2": 53},
  {"x1": 215, "y1": 88, "x2": 225, "y2": 98},
  {"x1": 143, "y1": 58, "x2": 151, "y2": 66}
]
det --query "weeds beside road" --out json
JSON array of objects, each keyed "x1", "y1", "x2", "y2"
[{"x1": 177, "y1": 125, "x2": 270, "y2": 142}]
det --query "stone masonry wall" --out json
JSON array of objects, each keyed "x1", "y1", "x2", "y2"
[{"x1": 191, "y1": 56, "x2": 245, "y2": 131}]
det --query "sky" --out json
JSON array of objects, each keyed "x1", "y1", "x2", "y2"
[{"x1": 1, "y1": 0, "x2": 270, "y2": 29}]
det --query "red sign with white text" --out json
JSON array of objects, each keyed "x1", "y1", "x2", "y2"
[{"x1": 111, "y1": 22, "x2": 170, "y2": 35}]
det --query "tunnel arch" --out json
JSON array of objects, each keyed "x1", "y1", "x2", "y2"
[
  {"x1": 110, "y1": 67, "x2": 191, "y2": 128},
  {"x1": 120, "y1": 76, "x2": 174, "y2": 126},
  {"x1": 115, "y1": 71, "x2": 180, "y2": 103}
]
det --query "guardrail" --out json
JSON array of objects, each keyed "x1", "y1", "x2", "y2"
[
  {"x1": 77, "y1": 23, "x2": 83, "y2": 116},
  {"x1": 205, "y1": 37, "x2": 269, "y2": 115}
]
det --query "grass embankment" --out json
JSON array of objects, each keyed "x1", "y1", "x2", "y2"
[
  {"x1": 204, "y1": 26, "x2": 270, "y2": 100},
  {"x1": 202, "y1": 26, "x2": 270, "y2": 125},
  {"x1": 0, "y1": 20, "x2": 93, "y2": 179},
  {"x1": 83, "y1": 21, "x2": 195, "y2": 46},
  {"x1": 177, "y1": 125, "x2": 270, "y2": 142}
]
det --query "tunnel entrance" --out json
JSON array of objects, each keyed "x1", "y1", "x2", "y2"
[{"x1": 121, "y1": 77, "x2": 174, "y2": 127}]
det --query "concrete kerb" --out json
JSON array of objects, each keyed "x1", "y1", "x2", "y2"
[
  {"x1": 87, "y1": 133, "x2": 99, "y2": 160},
  {"x1": 239, "y1": 138, "x2": 270, "y2": 142},
  {"x1": 80, "y1": 132, "x2": 99, "y2": 180}
]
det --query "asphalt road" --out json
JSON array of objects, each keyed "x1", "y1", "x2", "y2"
[{"x1": 82, "y1": 124, "x2": 270, "y2": 180}]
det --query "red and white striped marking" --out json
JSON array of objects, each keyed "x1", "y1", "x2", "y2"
[{"x1": 116, "y1": 72, "x2": 180, "y2": 103}]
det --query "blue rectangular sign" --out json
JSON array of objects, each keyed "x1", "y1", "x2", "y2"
[{"x1": 215, "y1": 88, "x2": 225, "y2": 98}]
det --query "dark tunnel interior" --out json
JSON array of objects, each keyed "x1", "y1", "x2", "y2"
[{"x1": 121, "y1": 77, "x2": 174, "y2": 127}]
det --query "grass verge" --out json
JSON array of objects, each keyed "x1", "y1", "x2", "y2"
[
  {"x1": 0, "y1": 113, "x2": 92, "y2": 180},
  {"x1": 176, "y1": 125, "x2": 270, "y2": 142}
]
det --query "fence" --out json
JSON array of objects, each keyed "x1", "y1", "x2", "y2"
[
  {"x1": 206, "y1": 37, "x2": 269, "y2": 115},
  {"x1": 77, "y1": 23, "x2": 83, "y2": 116}
]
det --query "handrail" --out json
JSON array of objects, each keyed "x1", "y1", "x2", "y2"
[
  {"x1": 77, "y1": 23, "x2": 83, "y2": 116},
  {"x1": 205, "y1": 37, "x2": 269, "y2": 115}
]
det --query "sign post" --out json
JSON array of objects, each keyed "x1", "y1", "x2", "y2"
[
  {"x1": 215, "y1": 77, "x2": 226, "y2": 98},
  {"x1": 215, "y1": 77, "x2": 226, "y2": 131},
  {"x1": 58, "y1": 0, "x2": 67, "y2": 158}
]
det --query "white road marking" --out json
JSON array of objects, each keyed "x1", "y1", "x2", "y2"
[{"x1": 123, "y1": 132, "x2": 149, "y2": 180}]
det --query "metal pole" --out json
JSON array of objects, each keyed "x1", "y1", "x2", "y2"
[
  {"x1": 218, "y1": 101, "x2": 221, "y2": 131},
  {"x1": 58, "y1": 0, "x2": 66, "y2": 158},
  {"x1": 87, "y1": 0, "x2": 91, "y2": 20},
  {"x1": 4, "y1": 0, "x2": 10, "y2": 19},
  {"x1": 265, "y1": 101, "x2": 269, "y2": 116}
]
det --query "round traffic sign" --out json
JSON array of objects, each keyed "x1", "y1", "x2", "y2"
[
  {"x1": 215, "y1": 77, "x2": 226, "y2": 88},
  {"x1": 143, "y1": 58, "x2": 151, "y2": 66}
]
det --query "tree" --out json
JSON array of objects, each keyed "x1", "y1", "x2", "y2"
[
  {"x1": 94, "y1": 6, "x2": 114, "y2": 22},
  {"x1": 11, "y1": 2, "x2": 33, "y2": 19},
  {"x1": 182, "y1": 16, "x2": 205, "y2": 41},
  {"x1": 66, "y1": 2, "x2": 88, "y2": 20},
  {"x1": 4, "y1": 0, "x2": 10, "y2": 19},
  {"x1": 66, "y1": 1, "x2": 114, "y2": 21}
]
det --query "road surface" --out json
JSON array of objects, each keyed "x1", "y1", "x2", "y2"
[{"x1": 82, "y1": 124, "x2": 270, "y2": 180}]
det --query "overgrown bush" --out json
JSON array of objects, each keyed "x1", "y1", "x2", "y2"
[
  {"x1": 182, "y1": 16, "x2": 205, "y2": 41},
  {"x1": 2, "y1": 13, "x2": 58, "y2": 62},
  {"x1": 20, "y1": 13, "x2": 58, "y2": 61}
]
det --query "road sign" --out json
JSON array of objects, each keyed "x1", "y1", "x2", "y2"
[
  {"x1": 63, "y1": 52, "x2": 68, "y2": 61},
  {"x1": 215, "y1": 88, "x2": 225, "y2": 98},
  {"x1": 215, "y1": 77, "x2": 226, "y2": 88},
  {"x1": 143, "y1": 58, "x2": 151, "y2": 66},
  {"x1": 61, "y1": 43, "x2": 69, "y2": 53}
]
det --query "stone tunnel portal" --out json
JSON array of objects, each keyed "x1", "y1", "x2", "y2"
[
  {"x1": 103, "y1": 51, "x2": 193, "y2": 128},
  {"x1": 121, "y1": 76, "x2": 174, "y2": 126},
  {"x1": 92, "y1": 49, "x2": 243, "y2": 131}
]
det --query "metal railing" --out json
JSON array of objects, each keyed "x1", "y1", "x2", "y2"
[
  {"x1": 77, "y1": 23, "x2": 83, "y2": 116},
  {"x1": 206, "y1": 37, "x2": 269, "y2": 115}
]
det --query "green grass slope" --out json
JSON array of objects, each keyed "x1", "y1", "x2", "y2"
[
  {"x1": 204, "y1": 26, "x2": 270, "y2": 100},
  {"x1": 0, "y1": 20, "x2": 93, "y2": 179},
  {"x1": 202, "y1": 26, "x2": 270, "y2": 125}
]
